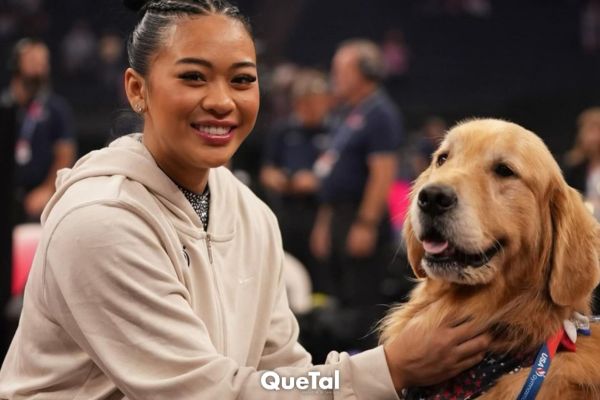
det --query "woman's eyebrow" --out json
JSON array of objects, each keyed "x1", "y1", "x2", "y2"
[
  {"x1": 176, "y1": 57, "x2": 212, "y2": 67},
  {"x1": 175, "y1": 57, "x2": 256, "y2": 69},
  {"x1": 231, "y1": 61, "x2": 257, "y2": 69}
]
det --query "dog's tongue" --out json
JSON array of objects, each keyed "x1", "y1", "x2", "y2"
[{"x1": 423, "y1": 240, "x2": 449, "y2": 254}]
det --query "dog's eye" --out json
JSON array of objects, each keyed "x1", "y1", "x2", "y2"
[
  {"x1": 494, "y1": 163, "x2": 516, "y2": 178},
  {"x1": 436, "y1": 153, "x2": 448, "y2": 167}
]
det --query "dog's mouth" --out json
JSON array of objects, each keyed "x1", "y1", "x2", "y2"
[{"x1": 420, "y1": 229, "x2": 504, "y2": 269}]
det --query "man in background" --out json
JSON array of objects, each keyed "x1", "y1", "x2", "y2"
[
  {"x1": 3, "y1": 38, "x2": 76, "y2": 223},
  {"x1": 1, "y1": 39, "x2": 76, "y2": 361},
  {"x1": 260, "y1": 68, "x2": 332, "y2": 293},
  {"x1": 311, "y1": 39, "x2": 403, "y2": 350}
]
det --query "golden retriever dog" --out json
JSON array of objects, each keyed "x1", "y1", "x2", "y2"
[{"x1": 380, "y1": 119, "x2": 600, "y2": 399}]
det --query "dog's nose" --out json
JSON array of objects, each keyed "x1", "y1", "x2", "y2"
[{"x1": 418, "y1": 184, "x2": 457, "y2": 216}]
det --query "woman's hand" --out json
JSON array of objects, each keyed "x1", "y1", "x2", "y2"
[{"x1": 383, "y1": 317, "x2": 491, "y2": 391}]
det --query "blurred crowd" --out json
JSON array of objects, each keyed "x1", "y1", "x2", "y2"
[{"x1": 2, "y1": 0, "x2": 600, "y2": 363}]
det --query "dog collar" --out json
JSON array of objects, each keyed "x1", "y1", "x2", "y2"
[
  {"x1": 406, "y1": 315, "x2": 592, "y2": 400},
  {"x1": 516, "y1": 323, "x2": 579, "y2": 400},
  {"x1": 517, "y1": 313, "x2": 593, "y2": 399},
  {"x1": 405, "y1": 351, "x2": 535, "y2": 400}
]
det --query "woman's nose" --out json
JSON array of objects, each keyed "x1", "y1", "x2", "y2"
[{"x1": 201, "y1": 80, "x2": 235, "y2": 116}]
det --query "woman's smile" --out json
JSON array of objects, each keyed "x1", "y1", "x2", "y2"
[{"x1": 190, "y1": 120, "x2": 237, "y2": 145}]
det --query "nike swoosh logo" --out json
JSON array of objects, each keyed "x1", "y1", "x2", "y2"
[{"x1": 238, "y1": 276, "x2": 255, "y2": 285}]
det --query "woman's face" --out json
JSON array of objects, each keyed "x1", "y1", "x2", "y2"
[{"x1": 141, "y1": 14, "x2": 259, "y2": 191}]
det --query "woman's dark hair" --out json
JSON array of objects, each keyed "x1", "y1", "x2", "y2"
[{"x1": 123, "y1": 0, "x2": 252, "y2": 76}]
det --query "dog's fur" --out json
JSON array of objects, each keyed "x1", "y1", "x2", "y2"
[{"x1": 380, "y1": 119, "x2": 600, "y2": 399}]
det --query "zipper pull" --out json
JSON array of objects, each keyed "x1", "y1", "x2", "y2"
[{"x1": 206, "y1": 234, "x2": 213, "y2": 264}]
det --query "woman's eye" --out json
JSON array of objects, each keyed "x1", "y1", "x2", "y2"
[
  {"x1": 436, "y1": 153, "x2": 448, "y2": 167},
  {"x1": 232, "y1": 74, "x2": 257, "y2": 85},
  {"x1": 494, "y1": 163, "x2": 516, "y2": 178},
  {"x1": 179, "y1": 72, "x2": 206, "y2": 82}
]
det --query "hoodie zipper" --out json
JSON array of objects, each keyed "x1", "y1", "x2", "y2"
[
  {"x1": 206, "y1": 233, "x2": 214, "y2": 264},
  {"x1": 205, "y1": 233, "x2": 227, "y2": 354}
]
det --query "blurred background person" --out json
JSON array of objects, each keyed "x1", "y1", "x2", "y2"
[
  {"x1": 310, "y1": 39, "x2": 404, "y2": 351},
  {"x1": 60, "y1": 19, "x2": 97, "y2": 79},
  {"x1": 563, "y1": 107, "x2": 600, "y2": 314},
  {"x1": 96, "y1": 31, "x2": 127, "y2": 104},
  {"x1": 262, "y1": 62, "x2": 299, "y2": 125},
  {"x1": 3, "y1": 38, "x2": 76, "y2": 224},
  {"x1": 563, "y1": 107, "x2": 600, "y2": 219},
  {"x1": 0, "y1": 38, "x2": 76, "y2": 360},
  {"x1": 260, "y1": 68, "x2": 332, "y2": 293}
]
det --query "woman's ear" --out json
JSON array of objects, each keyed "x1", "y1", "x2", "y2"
[
  {"x1": 548, "y1": 181, "x2": 600, "y2": 309},
  {"x1": 124, "y1": 67, "x2": 147, "y2": 113}
]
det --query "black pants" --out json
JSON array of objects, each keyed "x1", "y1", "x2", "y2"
[
  {"x1": 277, "y1": 197, "x2": 328, "y2": 293},
  {"x1": 324, "y1": 202, "x2": 393, "y2": 350}
]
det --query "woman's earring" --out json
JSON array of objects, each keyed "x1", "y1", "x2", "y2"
[{"x1": 135, "y1": 103, "x2": 145, "y2": 113}]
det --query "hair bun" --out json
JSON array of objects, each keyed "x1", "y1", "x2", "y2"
[{"x1": 123, "y1": 0, "x2": 151, "y2": 12}]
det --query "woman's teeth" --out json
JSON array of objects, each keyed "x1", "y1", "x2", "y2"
[{"x1": 195, "y1": 125, "x2": 231, "y2": 136}]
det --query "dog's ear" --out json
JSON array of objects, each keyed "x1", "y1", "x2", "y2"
[
  {"x1": 403, "y1": 209, "x2": 426, "y2": 278},
  {"x1": 548, "y1": 181, "x2": 600, "y2": 308}
]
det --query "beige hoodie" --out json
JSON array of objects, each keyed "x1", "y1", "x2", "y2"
[{"x1": 0, "y1": 135, "x2": 398, "y2": 399}]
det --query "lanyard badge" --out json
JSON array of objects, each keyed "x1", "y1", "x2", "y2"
[
  {"x1": 15, "y1": 100, "x2": 44, "y2": 166},
  {"x1": 15, "y1": 139, "x2": 32, "y2": 165}
]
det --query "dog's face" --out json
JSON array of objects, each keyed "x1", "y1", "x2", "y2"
[{"x1": 405, "y1": 119, "x2": 599, "y2": 307}]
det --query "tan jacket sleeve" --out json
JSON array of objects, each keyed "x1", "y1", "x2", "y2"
[
  {"x1": 252, "y1": 250, "x2": 400, "y2": 400},
  {"x1": 44, "y1": 204, "x2": 399, "y2": 400}
]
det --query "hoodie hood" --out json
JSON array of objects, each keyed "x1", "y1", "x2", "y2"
[{"x1": 42, "y1": 134, "x2": 237, "y2": 240}]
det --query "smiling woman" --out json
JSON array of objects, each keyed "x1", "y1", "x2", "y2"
[
  {"x1": 124, "y1": 5, "x2": 259, "y2": 193},
  {"x1": 0, "y1": 1, "x2": 491, "y2": 399}
]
